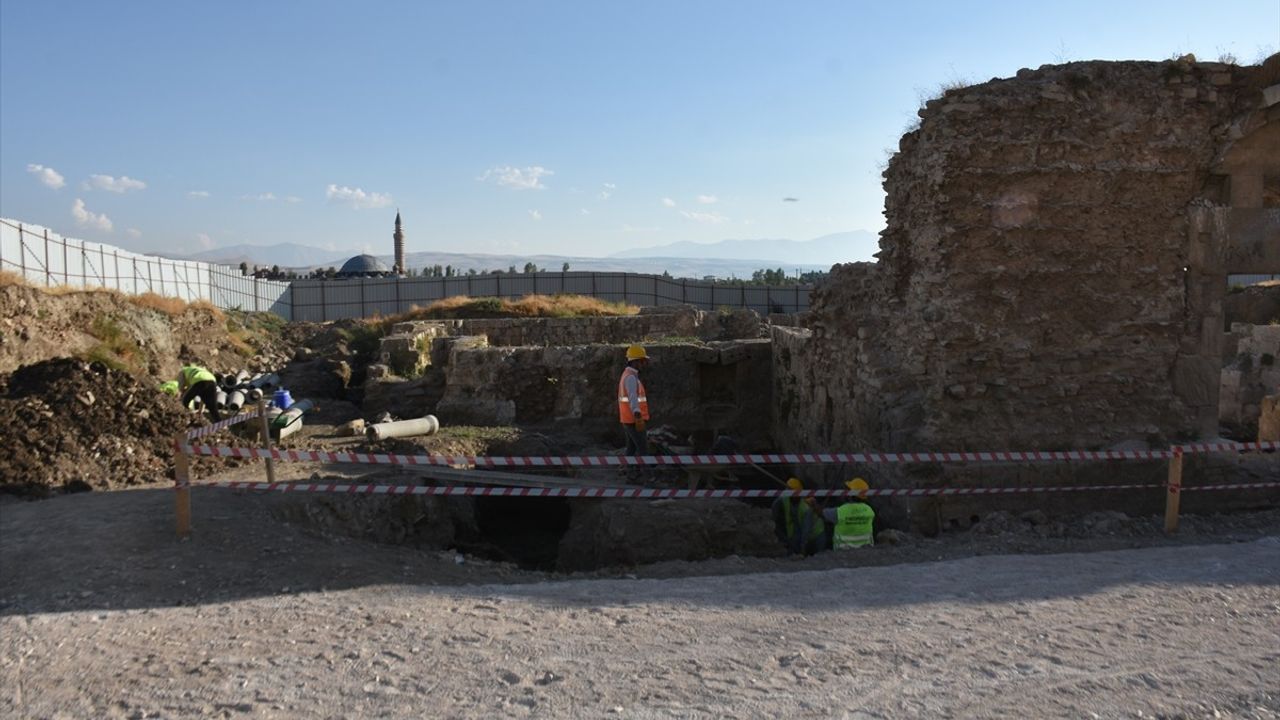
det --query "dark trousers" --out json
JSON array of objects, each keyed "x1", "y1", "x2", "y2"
[
  {"x1": 621, "y1": 423, "x2": 648, "y2": 457},
  {"x1": 181, "y1": 380, "x2": 222, "y2": 421}
]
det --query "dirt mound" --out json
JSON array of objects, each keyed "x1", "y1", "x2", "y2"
[{"x1": 0, "y1": 358, "x2": 189, "y2": 497}]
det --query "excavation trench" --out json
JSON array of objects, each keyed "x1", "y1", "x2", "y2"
[{"x1": 269, "y1": 493, "x2": 785, "y2": 572}]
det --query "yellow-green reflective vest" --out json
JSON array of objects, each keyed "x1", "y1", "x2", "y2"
[
  {"x1": 833, "y1": 503, "x2": 875, "y2": 549},
  {"x1": 179, "y1": 365, "x2": 216, "y2": 391},
  {"x1": 783, "y1": 497, "x2": 826, "y2": 544}
]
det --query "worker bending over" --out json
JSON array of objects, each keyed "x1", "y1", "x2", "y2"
[{"x1": 177, "y1": 363, "x2": 221, "y2": 422}]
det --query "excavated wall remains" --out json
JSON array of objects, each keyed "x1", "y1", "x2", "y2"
[{"x1": 364, "y1": 307, "x2": 774, "y2": 447}]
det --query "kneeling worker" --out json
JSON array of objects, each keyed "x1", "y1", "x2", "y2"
[
  {"x1": 823, "y1": 478, "x2": 876, "y2": 549},
  {"x1": 772, "y1": 478, "x2": 827, "y2": 556}
]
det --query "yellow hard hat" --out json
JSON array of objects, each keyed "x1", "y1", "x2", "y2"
[
  {"x1": 846, "y1": 477, "x2": 869, "y2": 498},
  {"x1": 626, "y1": 344, "x2": 648, "y2": 361},
  {"x1": 786, "y1": 477, "x2": 804, "y2": 491}
]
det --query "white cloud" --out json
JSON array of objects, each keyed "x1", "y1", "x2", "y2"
[
  {"x1": 696, "y1": 194, "x2": 718, "y2": 204},
  {"x1": 326, "y1": 184, "x2": 393, "y2": 209},
  {"x1": 71, "y1": 198, "x2": 113, "y2": 232},
  {"x1": 242, "y1": 192, "x2": 277, "y2": 201},
  {"x1": 187, "y1": 190, "x2": 210, "y2": 199},
  {"x1": 478, "y1": 166, "x2": 553, "y2": 190},
  {"x1": 661, "y1": 197, "x2": 676, "y2": 208},
  {"x1": 285, "y1": 196, "x2": 302, "y2": 203},
  {"x1": 27, "y1": 164, "x2": 65, "y2": 189},
  {"x1": 598, "y1": 182, "x2": 616, "y2": 200},
  {"x1": 528, "y1": 209, "x2": 543, "y2": 221},
  {"x1": 680, "y1": 210, "x2": 728, "y2": 224},
  {"x1": 85, "y1": 174, "x2": 146, "y2": 193},
  {"x1": 580, "y1": 208, "x2": 591, "y2": 215},
  {"x1": 196, "y1": 233, "x2": 214, "y2": 250},
  {"x1": 126, "y1": 228, "x2": 142, "y2": 239}
]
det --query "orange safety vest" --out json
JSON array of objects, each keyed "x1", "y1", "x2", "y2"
[{"x1": 617, "y1": 366, "x2": 650, "y2": 424}]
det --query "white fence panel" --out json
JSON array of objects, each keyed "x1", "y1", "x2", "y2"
[{"x1": 3, "y1": 218, "x2": 810, "y2": 321}]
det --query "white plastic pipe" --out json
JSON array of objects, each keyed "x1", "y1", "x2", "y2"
[
  {"x1": 226, "y1": 389, "x2": 245, "y2": 412},
  {"x1": 366, "y1": 415, "x2": 440, "y2": 441}
]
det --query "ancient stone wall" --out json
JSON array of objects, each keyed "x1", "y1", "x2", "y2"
[
  {"x1": 434, "y1": 340, "x2": 774, "y2": 447},
  {"x1": 776, "y1": 59, "x2": 1276, "y2": 456},
  {"x1": 379, "y1": 306, "x2": 764, "y2": 371},
  {"x1": 1220, "y1": 324, "x2": 1280, "y2": 436}
]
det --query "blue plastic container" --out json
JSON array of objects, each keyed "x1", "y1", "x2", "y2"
[{"x1": 272, "y1": 388, "x2": 293, "y2": 409}]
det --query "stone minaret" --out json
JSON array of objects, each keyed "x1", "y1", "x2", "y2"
[{"x1": 393, "y1": 210, "x2": 405, "y2": 275}]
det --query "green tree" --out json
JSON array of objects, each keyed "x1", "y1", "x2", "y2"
[
  {"x1": 562, "y1": 262, "x2": 570, "y2": 272},
  {"x1": 523, "y1": 262, "x2": 538, "y2": 274}
]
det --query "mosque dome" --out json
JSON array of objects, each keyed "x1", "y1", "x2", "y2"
[{"x1": 336, "y1": 254, "x2": 392, "y2": 277}]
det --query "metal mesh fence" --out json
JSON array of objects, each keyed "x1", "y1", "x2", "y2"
[{"x1": 2, "y1": 218, "x2": 809, "y2": 321}]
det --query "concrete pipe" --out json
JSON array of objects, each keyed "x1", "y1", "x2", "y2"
[
  {"x1": 214, "y1": 389, "x2": 228, "y2": 409},
  {"x1": 225, "y1": 389, "x2": 245, "y2": 412},
  {"x1": 234, "y1": 369, "x2": 252, "y2": 386},
  {"x1": 366, "y1": 415, "x2": 440, "y2": 441},
  {"x1": 248, "y1": 373, "x2": 279, "y2": 391},
  {"x1": 246, "y1": 387, "x2": 264, "y2": 402},
  {"x1": 271, "y1": 399, "x2": 315, "y2": 430},
  {"x1": 276, "y1": 418, "x2": 303, "y2": 441}
]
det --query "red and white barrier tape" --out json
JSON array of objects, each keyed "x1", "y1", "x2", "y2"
[
  {"x1": 1174, "y1": 441, "x2": 1280, "y2": 454},
  {"x1": 203, "y1": 481, "x2": 1178, "y2": 498},
  {"x1": 180, "y1": 444, "x2": 1192, "y2": 467},
  {"x1": 184, "y1": 409, "x2": 262, "y2": 440},
  {"x1": 1181, "y1": 481, "x2": 1280, "y2": 492}
]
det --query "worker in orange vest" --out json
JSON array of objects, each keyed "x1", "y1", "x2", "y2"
[{"x1": 618, "y1": 344, "x2": 651, "y2": 459}]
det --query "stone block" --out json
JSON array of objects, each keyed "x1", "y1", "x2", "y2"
[
  {"x1": 1173, "y1": 354, "x2": 1218, "y2": 406},
  {"x1": 1260, "y1": 396, "x2": 1280, "y2": 442}
]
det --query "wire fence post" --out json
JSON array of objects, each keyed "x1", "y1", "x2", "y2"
[
  {"x1": 43, "y1": 229, "x2": 52, "y2": 286},
  {"x1": 1163, "y1": 448, "x2": 1184, "y2": 534},
  {"x1": 174, "y1": 432, "x2": 192, "y2": 539},
  {"x1": 17, "y1": 223, "x2": 26, "y2": 279},
  {"x1": 257, "y1": 398, "x2": 277, "y2": 484}
]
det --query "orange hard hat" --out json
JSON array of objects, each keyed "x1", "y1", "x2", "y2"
[{"x1": 626, "y1": 344, "x2": 648, "y2": 361}]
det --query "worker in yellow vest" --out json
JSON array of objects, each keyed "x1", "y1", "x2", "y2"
[
  {"x1": 617, "y1": 344, "x2": 650, "y2": 459},
  {"x1": 822, "y1": 478, "x2": 876, "y2": 549},
  {"x1": 772, "y1": 478, "x2": 827, "y2": 556},
  {"x1": 177, "y1": 364, "x2": 221, "y2": 421}
]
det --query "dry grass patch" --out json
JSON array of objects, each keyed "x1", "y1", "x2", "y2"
[
  {"x1": 0, "y1": 270, "x2": 31, "y2": 287},
  {"x1": 396, "y1": 294, "x2": 637, "y2": 322},
  {"x1": 130, "y1": 292, "x2": 189, "y2": 316}
]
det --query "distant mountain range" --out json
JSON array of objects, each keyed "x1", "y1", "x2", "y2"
[
  {"x1": 176, "y1": 243, "x2": 353, "y2": 268},
  {"x1": 157, "y1": 231, "x2": 879, "y2": 279},
  {"x1": 610, "y1": 231, "x2": 879, "y2": 265}
]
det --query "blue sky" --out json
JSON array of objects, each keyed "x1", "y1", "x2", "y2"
[{"x1": 2, "y1": 1, "x2": 1276, "y2": 261}]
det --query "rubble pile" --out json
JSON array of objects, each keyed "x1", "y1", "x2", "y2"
[{"x1": 0, "y1": 358, "x2": 190, "y2": 497}]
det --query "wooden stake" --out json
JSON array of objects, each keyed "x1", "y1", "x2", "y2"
[
  {"x1": 257, "y1": 398, "x2": 277, "y2": 484},
  {"x1": 1163, "y1": 449, "x2": 1184, "y2": 534},
  {"x1": 174, "y1": 433, "x2": 192, "y2": 539}
]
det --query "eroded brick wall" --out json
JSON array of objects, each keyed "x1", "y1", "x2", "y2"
[{"x1": 776, "y1": 59, "x2": 1271, "y2": 454}]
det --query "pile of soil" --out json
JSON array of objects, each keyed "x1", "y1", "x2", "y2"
[{"x1": 0, "y1": 358, "x2": 190, "y2": 497}]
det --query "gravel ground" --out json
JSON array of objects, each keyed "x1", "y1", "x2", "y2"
[{"x1": 3, "y1": 488, "x2": 1280, "y2": 719}]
